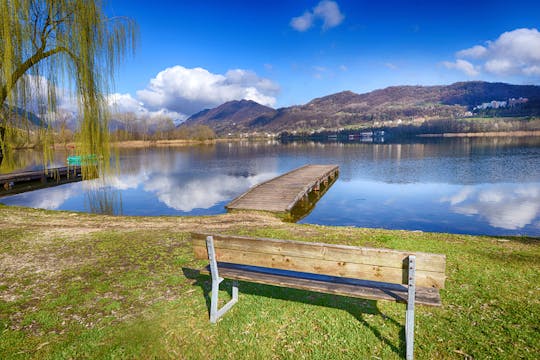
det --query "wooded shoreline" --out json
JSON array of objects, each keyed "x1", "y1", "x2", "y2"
[
  {"x1": 3, "y1": 129, "x2": 536, "y2": 152},
  {"x1": 418, "y1": 130, "x2": 540, "y2": 137},
  {"x1": 51, "y1": 138, "x2": 239, "y2": 150}
]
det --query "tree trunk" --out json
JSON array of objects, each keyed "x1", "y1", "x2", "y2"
[{"x1": 0, "y1": 126, "x2": 4, "y2": 167}]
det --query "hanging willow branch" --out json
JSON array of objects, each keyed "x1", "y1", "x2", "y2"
[{"x1": 0, "y1": 0, "x2": 137, "y2": 176}]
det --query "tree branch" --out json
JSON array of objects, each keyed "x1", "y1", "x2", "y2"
[{"x1": 0, "y1": 46, "x2": 66, "y2": 107}]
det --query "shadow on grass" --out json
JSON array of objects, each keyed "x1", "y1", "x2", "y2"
[{"x1": 182, "y1": 267, "x2": 406, "y2": 357}]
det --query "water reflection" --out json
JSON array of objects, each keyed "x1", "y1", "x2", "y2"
[
  {"x1": 85, "y1": 184, "x2": 123, "y2": 215},
  {"x1": 143, "y1": 172, "x2": 275, "y2": 212},
  {"x1": 1, "y1": 146, "x2": 280, "y2": 215},
  {"x1": 442, "y1": 184, "x2": 540, "y2": 230},
  {"x1": 13, "y1": 184, "x2": 79, "y2": 210},
  {"x1": 1, "y1": 171, "x2": 278, "y2": 214},
  {"x1": 1, "y1": 138, "x2": 539, "y2": 236}
]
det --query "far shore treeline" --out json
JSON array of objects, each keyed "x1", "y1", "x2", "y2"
[{"x1": 3, "y1": 81, "x2": 540, "y2": 151}]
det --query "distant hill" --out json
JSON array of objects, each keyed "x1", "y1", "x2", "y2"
[
  {"x1": 6, "y1": 106, "x2": 43, "y2": 127},
  {"x1": 181, "y1": 81, "x2": 540, "y2": 135},
  {"x1": 180, "y1": 99, "x2": 276, "y2": 134}
]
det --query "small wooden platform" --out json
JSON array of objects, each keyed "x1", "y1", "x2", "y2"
[
  {"x1": 0, "y1": 166, "x2": 82, "y2": 197},
  {"x1": 226, "y1": 164, "x2": 339, "y2": 213}
]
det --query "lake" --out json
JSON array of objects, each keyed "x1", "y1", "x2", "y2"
[{"x1": 1, "y1": 137, "x2": 539, "y2": 236}]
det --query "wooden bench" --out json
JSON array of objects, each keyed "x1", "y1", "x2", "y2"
[{"x1": 191, "y1": 232, "x2": 446, "y2": 359}]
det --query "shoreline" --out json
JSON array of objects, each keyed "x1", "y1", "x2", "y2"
[
  {"x1": 18, "y1": 130, "x2": 540, "y2": 151},
  {"x1": 111, "y1": 138, "x2": 224, "y2": 148},
  {"x1": 418, "y1": 130, "x2": 540, "y2": 138},
  {"x1": 51, "y1": 138, "x2": 241, "y2": 150}
]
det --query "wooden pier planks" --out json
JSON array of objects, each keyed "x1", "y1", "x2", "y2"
[
  {"x1": 0, "y1": 166, "x2": 81, "y2": 183},
  {"x1": 226, "y1": 164, "x2": 339, "y2": 213},
  {"x1": 0, "y1": 166, "x2": 82, "y2": 196}
]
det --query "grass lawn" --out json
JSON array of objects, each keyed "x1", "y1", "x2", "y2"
[{"x1": 0, "y1": 205, "x2": 538, "y2": 359}]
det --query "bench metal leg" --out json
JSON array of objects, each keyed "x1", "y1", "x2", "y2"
[
  {"x1": 406, "y1": 255, "x2": 416, "y2": 360},
  {"x1": 210, "y1": 278, "x2": 239, "y2": 323},
  {"x1": 207, "y1": 236, "x2": 239, "y2": 323}
]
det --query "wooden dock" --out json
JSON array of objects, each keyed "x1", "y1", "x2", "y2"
[
  {"x1": 226, "y1": 164, "x2": 339, "y2": 214},
  {"x1": 0, "y1": 166, "x2": 83, "y2": 197}
]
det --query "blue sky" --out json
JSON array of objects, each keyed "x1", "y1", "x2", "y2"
[{"x1": 104, "y1": 0, "x2": 540, "y2": 121}]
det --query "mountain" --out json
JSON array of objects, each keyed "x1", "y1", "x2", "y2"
[
  {"x1": 438, "y1": 81, "x2": 540, "y2": 105},
  {"x1": 181, "y1": 99, "x2": 277, "y2": 134},
  {"x1": 181, "y1": 82, "x2": 540, "y2": 134},
  {"x1": 5, "y1": 106, "x2": 44, "y2": 127}
]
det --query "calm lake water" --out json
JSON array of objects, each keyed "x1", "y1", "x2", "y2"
[{"x1": 2, "y1": 137, "x2": 539, "y2": 236}]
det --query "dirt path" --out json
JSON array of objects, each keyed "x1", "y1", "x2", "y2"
[{"x1": 0, "y1": 206, "x2": 285, "y2": 235}]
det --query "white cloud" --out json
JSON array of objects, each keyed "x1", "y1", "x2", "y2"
[
  {"x1": 484, "y1": 58, "x2": 514, "y2": 75},
  {"x1": 456, "y1": 45, "x2": 487, "y2": 59},
  {"x1": 291, "y1": 1, "x2": 344, "y2": 32},
  {"x1": 442, "y1": 59, "x2": 479, "y2": 76},
  {"x1": 146, "y1": 108, "x2": 186, "y2": 122},
  {"x1": 523, "y1": 65, "x2": 540, "y2": 76},
  {"x1": 314, "y1": 1, "x2": 345, "y2": 30},
  {"x1": 448, "y1": 28, "x2": 540, "y2": 77},
  {"x1": 291, "y1": 12, "x2": 314, "y2": 32},
  {"x1": 108, "y1": 93, "x2": 186, "y2": 124},
  {"x1": 137, "y1": 65, "x2": 279, "y2": 116},
  {"x1": 108, "y1": 93, "x2": 144, "y2": 114},
  {"x1": 385, "y1": 62, "x2": 398, "y2": 70}
]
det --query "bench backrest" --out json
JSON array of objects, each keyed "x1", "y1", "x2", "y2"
[{"x1": 191, "y1": 233, "x2": 446, "y2": 288}]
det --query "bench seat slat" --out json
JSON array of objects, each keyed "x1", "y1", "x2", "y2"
[{"x1": 198, "y1": 263, "x2": 442, "y2": 307}]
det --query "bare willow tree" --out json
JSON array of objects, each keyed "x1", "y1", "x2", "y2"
[{"x1": 0, "y1": 0, "x2": 136, "y2": 174}]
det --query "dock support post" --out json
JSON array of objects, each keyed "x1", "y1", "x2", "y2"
[
  {"x1": 405, "y1": 255, "x2": 416, "y2": 360},
  {"x1": 207, "y1": 236, "x2": 239, "y2": 323}
]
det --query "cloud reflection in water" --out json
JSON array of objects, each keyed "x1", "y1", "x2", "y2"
[
  {"x1": 442, "y1": 184, "x2": 540, "y2": 230},
  {"x1": 143, "y1": 172, "x2": 276, "y2": 212},
  {"x1": 14, "y1": 185, "x2": 78, "y2": 210},
  {"x1": 1, "y1": 169, "x2": 276, "y2": 214}
]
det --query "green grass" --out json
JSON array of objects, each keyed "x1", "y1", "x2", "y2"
[{"x1": 0, "y1": 206, "x2": 538, "y2": 359}]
